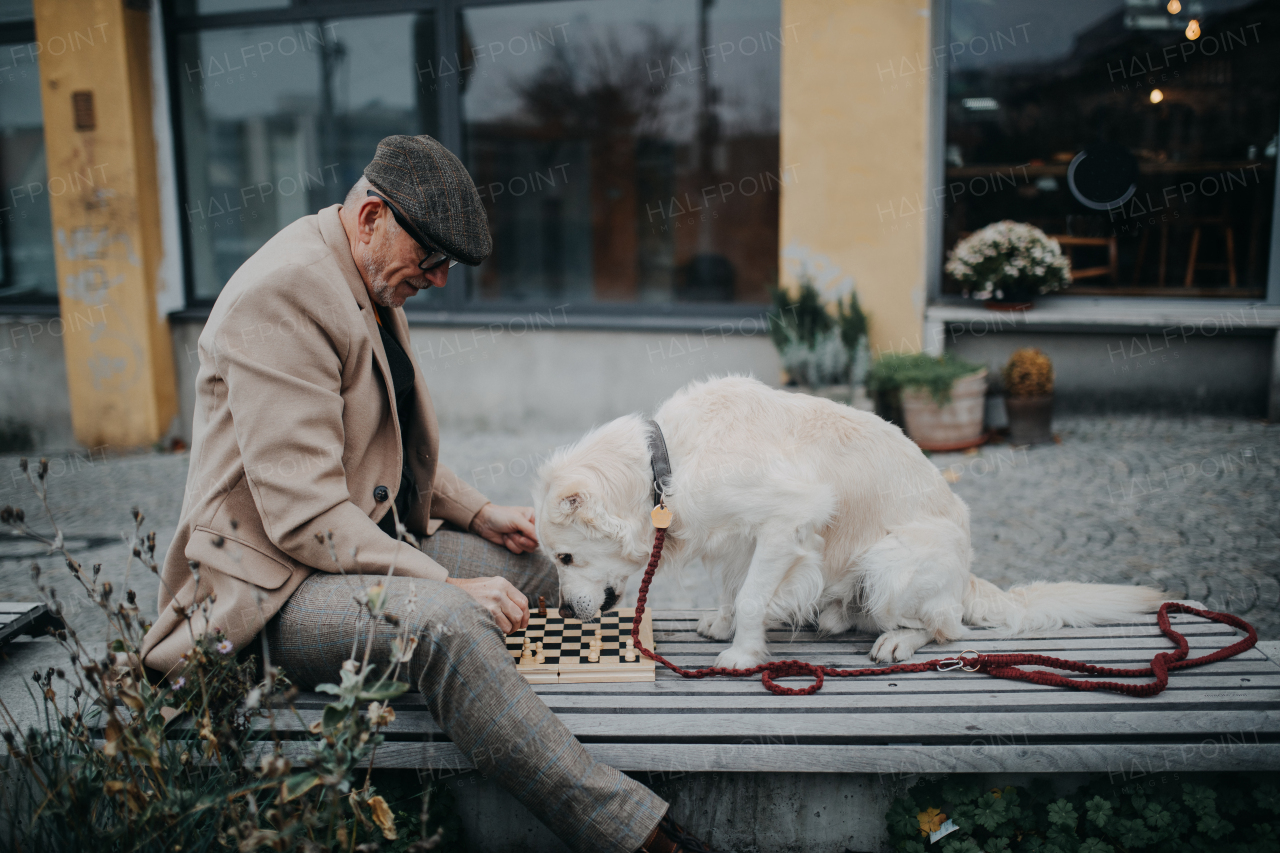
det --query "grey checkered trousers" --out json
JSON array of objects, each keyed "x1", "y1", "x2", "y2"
[{"x1": 265, "y1": 528, "x2": 667, "y2": 853}]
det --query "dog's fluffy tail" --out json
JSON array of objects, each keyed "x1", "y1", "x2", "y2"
[{"x1": 962, "y1": 575, "x2": 1169, "y2": 634}]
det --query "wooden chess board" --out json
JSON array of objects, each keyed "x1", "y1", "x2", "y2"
[{"x1": 505, "y1": 607, "x2": 656, "y2": 684}]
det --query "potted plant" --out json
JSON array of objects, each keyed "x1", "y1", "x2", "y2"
[
  {"x1": 866, "y1": 353, "x2": 987, "y2": 451},
  {"x1": 1002, "y1": 347, "x2": 1055, "y2": 445},
  {"x1": 945, "y1": 220, "x2": 1072, "y2": 310},
  {"x1": 770, "y1": 277, "x2": 871, "y2": 408}
]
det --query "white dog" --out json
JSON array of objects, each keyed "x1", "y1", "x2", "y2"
[{"x1": 533, "y1": 376, "x2": 1167, "y2": 668}]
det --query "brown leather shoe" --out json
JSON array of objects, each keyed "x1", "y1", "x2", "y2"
[{"x1": 638, "y1": 811, "x2": 716, "y2": 853}]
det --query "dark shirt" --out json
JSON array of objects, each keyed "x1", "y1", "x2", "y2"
[{"x1": 375, "y1": 306, "x2": 419, "y2": 537}]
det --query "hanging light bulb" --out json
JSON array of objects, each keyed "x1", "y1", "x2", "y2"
[
  {"x1": 1186, "y1": 19, "x2": 1201, "y2": 39},
  {"x1": 1150, "y1": 89, "x2": 1165, "y2": 104},
  {"x1": 1167, "y1": 0, "x2": 1181, "y2": 13}
]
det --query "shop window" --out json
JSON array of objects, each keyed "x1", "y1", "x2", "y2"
[
  {"x1": 944, "y1": 0, "x2": 1279, "y2": 297},
  {"x1": 0, "y1": 10, "x2": 57, "y2": 305},
  {"x1": 171, "y1": 0, "x2": 782, "y2": 311}
]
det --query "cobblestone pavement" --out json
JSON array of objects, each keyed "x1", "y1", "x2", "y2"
[
  {"x1": 1, "y1": 415, "x2": 1277, "y2": 645},
  {"x1": 931, "y1": 416, "x2": 1280, "y2": 639}
]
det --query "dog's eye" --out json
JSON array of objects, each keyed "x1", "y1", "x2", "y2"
[{"x1": 557, "y1": 553, "x2": 573, "y2": 566}]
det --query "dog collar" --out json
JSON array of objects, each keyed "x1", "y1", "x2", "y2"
[{"x1": 644, "y1": 418, "x2": 672, "y2": 509}]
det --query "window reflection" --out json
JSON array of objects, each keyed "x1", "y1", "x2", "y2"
[
  {"x1": 177, "y1": 13, "x2": 438, "y2": 300},
  {"x1": 0, "y1": 40, "x2": 55, "y2": 302},
  {"x1": 944, "y1": 0, "x2": 1279, "y2": 297},
  {"x1": 458, "y1": 0, "x2": 782, "y2": 305}
]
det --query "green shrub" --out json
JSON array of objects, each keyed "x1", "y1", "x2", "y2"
[
  {"x1": 769, "y1": 277, "x2": 869, "y2": 387},
  {"x1": 866, "y1": 352, "x2": 984, "y2": 406},
  {"x1": 885, "y1": 773, "x2": 1280, "y2": 853}
]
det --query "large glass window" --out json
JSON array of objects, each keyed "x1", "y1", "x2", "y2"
[
  {"x1": 171, "y1": 0, "x2": 782, "y2": 310},
  {"x1": 0, "y1": 12, "x2": 57, "y2": 304},
  {"x1": 944, "y1": 0, "x2": 1279, "y2": 298},
  {"x1": 176, "y1": 13, "x2": 438, "y2": 301},
  {"x1": 458, "y1": 0, "x2": 780, "y2": 305}
]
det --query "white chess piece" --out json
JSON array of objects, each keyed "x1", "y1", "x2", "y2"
[
  {"x1": 534, "y1": 641, "x2": 546, "y2": 665},
  {"x1": 624, "y1": 636, "x2": 637, "y2": 662},
  {"x1": 520, "y1": 638, "x2": 534, "y2": 662}
]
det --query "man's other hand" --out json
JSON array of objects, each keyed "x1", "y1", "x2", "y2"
[
  {"x1": 470, "y1": 503, "x2": 539, "y2": 554},
  {"x1": 445, "y1": 576, "x2": 530, "y2": 633}
]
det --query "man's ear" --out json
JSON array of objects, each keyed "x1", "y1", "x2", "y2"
[{"x1": 356, "y1": 196, "x2": 384, "y2": 245}]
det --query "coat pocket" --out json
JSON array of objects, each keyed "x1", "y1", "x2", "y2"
[{"x1": 188, "y1": 526, "x2": 294, "y2": 590}]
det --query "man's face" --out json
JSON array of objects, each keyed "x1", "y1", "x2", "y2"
[{"x1": 361, "y1": 209, "x2": 451, "y2": 308}]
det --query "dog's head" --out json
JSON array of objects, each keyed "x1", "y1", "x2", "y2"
[{"x1": 533, "y1": 417, "x2": 654, "y2": 622}]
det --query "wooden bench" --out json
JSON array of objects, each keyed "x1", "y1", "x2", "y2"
[
  {"x1": 283, "y1": 601, "x2": 1280, "y2": 852},
  {"x1": 0, "y1": 602, "x2": 62, "y2": 650}
]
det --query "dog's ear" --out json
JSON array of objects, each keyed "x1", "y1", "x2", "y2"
[{"x1": 547, "y1": 482, "x2": 590, "y2": 524}]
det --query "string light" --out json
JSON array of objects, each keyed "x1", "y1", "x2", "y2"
[
  {"x1": 1167, "y1": 0, "x2": 1181, "y2": 13},
  {"x1": 1150, "y1": 89, "x2": 1165, "y2": 104},
  {"x1": 1186, "y1": 19, "x2": 1201, "y2": 39}
]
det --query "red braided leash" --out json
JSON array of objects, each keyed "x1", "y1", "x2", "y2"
[{"x1": 629, "y1": 528, "x2": 1258, "y2": 697}]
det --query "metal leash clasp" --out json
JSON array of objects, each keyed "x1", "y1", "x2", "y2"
[{"x1": 937, "y1": 649, "x2": 980, "y2": 672}]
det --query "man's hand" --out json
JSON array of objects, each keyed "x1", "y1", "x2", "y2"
[
  {"x1": 445, "y1": 576, "x2": 529, "y2": 633},
  {"x1": 469, "y1": 503, "x2": 539, "y2": 554}
]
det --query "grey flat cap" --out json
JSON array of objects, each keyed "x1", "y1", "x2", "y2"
[{"x1": 363, "y1": 134, "x2": 492, "y2": 266}]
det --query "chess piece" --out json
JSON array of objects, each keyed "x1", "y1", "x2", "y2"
[
  {"x1": 534, "y1": 641, "x2": 546, "y2": 665},
  {"x1": 538, "y1": 595, "x2": 547, "y2": 617},
  {"x1": 520, "y1": 638, "x2": 534, "y2": 662},
  {"x1": 624, "y1": 637, "x2": 637, "y2": 662},
  {"x1": 587, "y1": 645, "x2": 600, "y2": 663}
]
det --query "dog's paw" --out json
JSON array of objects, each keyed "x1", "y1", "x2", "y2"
[
  {"x1": 697, "y1": 611, "x2": 735, "y2": 640},
  {"x1": 714, "y1": 644, "x2": 767, "y2": 670},
  {"x1": 817, "y1": 603, "x2": 855, "y2": 636},
  {"x1": 870, "y1": 629, "x2": 929, "y2": 663}
]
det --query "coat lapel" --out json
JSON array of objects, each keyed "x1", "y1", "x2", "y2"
[{"x1": 317, "y1": 205, "x2": 403, "y2": 472}]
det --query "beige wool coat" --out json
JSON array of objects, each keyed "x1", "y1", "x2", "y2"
[{"x1": 141, "y1": 205, "x2": 490, "y2": 676}]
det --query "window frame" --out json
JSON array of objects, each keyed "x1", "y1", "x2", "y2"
[
  {"x1": 926, "y1": 0, "x2": 1280, "y2": 308},
  {"x1": 162, "y1": 0, "x2": 782, "y2": 322}
]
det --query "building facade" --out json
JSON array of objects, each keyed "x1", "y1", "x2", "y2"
[{"x1": 1, "y1": 0, "x2": 1277, "y2": 450}]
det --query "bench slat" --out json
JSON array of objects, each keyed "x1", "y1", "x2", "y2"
[
  {"x1": 655, "y1": 630, "x2": 1254, "y2": 650},
  {"x1": 524, "y1": 689, "x2": 1280, "y2": 711},
  {"x1": 263, "y1": 741, "x2": 1279, "y2": 774},
  {"x1": 532, "y1": 670, "x2": 1280, "y2": 693},
  {"x1": 560, "y1": 709, "x2": 1280, "y2": 739}
]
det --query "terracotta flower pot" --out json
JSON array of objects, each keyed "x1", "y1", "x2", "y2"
[
  {"x1": 1005, "y1": 394, "x2": 1054, "y2": 445},
  {"x1": 900, "y1": 369, "x2": 988, "y2": 451}
]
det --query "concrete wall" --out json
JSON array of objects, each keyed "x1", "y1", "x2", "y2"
[
  {"x1": 169, "y1": 319, "x2": 785, "y2": 442},
  {"x1": 948, "y1": 329, "x2": 1275, "y2": 416},
  {"x1": 0, "y1": 317, "x2": 76, "y2": 451},
  {"x1": 780, "y1": 0, "x2": 932, "y2": 353}
]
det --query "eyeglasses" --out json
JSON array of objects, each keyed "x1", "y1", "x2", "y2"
[{"x1": 366, "y1": 189, "x2": 458, "y2": 272}]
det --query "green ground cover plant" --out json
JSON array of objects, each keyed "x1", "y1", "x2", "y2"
[{"x1": 885, "y1": 772, "x2": 1280, "y2": 853}]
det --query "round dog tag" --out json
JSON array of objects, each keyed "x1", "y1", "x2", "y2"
[{"x1": 651, "y1": 505, "x2": 673, "y2": 528}]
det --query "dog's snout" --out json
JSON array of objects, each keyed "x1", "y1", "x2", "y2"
[
  {"x1": 558, "y1": 603, "x2": 575, "y2": 619},
  {"x1": 601, "y1": 586, "x2": 618, "y2": 612}
]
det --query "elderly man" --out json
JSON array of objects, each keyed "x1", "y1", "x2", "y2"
[{"x1": 142, "y1": 135, "x2": 711, "y2": 853}]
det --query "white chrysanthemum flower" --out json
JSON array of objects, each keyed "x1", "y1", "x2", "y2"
[{"x1": 944, "y1": 220, "x2": 1072, "y2": 298}]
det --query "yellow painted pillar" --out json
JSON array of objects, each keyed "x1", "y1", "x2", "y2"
[
  {"x1": 780, "y1": 0, "x2": 932, "y2": 356},
  {"x1": 33, "y1": 0, "x2": 176, "y2": 447}
]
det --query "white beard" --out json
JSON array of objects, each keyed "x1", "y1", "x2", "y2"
[{"x1": 360, "y1": 235, "x2": 399, "y2": 308}]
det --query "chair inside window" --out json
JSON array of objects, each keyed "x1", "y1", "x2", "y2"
[{"x1": 1048, "y1": 235, "x2": 1119, "y2": 285}]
